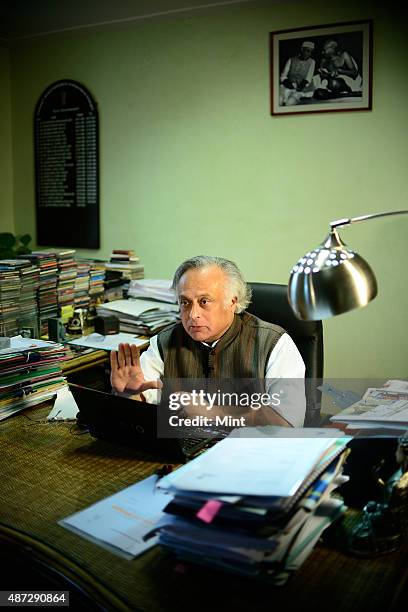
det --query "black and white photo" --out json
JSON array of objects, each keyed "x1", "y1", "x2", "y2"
[{"x1": 270, "y1": 20, "x2": 373, "y2": 115}]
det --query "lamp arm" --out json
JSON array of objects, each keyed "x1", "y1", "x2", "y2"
[{"x1": 330, "y1": 209, "x2": 408, "y2": 229}]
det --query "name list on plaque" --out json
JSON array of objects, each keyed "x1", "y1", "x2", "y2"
[{"x1": 34, "y1": 80, "x2": 100, "y2": 248}]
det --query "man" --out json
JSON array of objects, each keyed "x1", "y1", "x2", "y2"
[
  {"x1": 315, "y1": 39, "x2": 362, "y2": 96},
  {"x1": 279, "y1": 40, "x2": 316, "y2": 106},
  {"x1": 111, "y1": 256, "x2": 305, "y2": 427}
]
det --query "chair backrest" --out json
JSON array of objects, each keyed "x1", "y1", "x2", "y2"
[{"x1": 246, "y1": 282, "x2": 324, "y2": 426}]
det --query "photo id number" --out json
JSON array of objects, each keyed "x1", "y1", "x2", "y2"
[{"x1": 0, "y1": 592, "x2": 69, "y2": 607}]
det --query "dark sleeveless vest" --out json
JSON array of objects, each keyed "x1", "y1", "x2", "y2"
[
  {"x1": 157, "y1": 312, "x2": 285, "y2": 379},
  {"x1": 287, "y1": 56, "x2": 314, "y2": 84}
]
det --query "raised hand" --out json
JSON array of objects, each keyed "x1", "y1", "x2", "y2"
[{"x1": 110, "y1": 343, "x2": 161, "y2": 395}]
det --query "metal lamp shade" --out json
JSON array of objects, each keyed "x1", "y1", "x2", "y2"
[{"x1": 288, "y1": 228, "x2": 378, "y2": 320}]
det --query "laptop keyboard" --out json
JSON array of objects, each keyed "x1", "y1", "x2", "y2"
[
  {"x1": 180, "y1": 427, "x2": 228, "y2": 458},
  {"x1": 181, "y1": 436, "x2": 209, "y2": 456}
]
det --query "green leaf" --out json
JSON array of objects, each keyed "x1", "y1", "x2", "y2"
[
  {"x1": 0, "y1": 233, "x2": 16, "y2": 248},
  {"x1": 20, "y1": 234, "x2": 32, "y2": 246}
]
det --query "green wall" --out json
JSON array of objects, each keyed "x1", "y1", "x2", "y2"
[
  {"x1": 0, "y1": 46, "x2": 14, "y2": 232},
  {"x1": 9, "y1": 0, "x2": 408, "y2": 378}
]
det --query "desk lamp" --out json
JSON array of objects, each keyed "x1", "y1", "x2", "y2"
[
  {"x1": 288, "y1": 209, "x2": 408, "y2": 556},
  {"x1": 288, "y1": 210, "x2": 408, "y2": 321}
]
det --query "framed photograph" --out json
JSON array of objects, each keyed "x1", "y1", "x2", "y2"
[{"x1": 270, "y1": 20, "x2": 373, "y2": 115}]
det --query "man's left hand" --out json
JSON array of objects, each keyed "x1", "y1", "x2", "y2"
[{"x1": 297, "y1": 79, "x2": 308, "y2": 91}]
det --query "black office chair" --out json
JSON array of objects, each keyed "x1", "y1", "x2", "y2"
[{"x1": 247, "y1": 282, "x2": 324, "y2": 427}]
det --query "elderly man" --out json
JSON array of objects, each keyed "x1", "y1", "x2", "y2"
[
  {"x1": 111, "y1": 256, "x2": 305, "y2": 427},
  {"x1": 315, "y1": 39, "x2": 362, "y2": 96}
]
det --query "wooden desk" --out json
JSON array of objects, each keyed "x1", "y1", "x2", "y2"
[
  {"x1": 62, "y1": 347, "x2": 108, "y2": 373},
  {"x1": 62, "y1": 347, "x2": 110, "y2": 391},
  {"x1": 0, "y1": 406, "x2": 406, "y2": 612}
]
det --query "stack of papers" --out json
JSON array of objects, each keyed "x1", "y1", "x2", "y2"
[
  {"x1": 151, "y1": 427, "x2": 350, "y2": 584},
  {"x1": 59, "y1": 475, "x2": 169, "y2": 559},
  {"x1": 0, "y1": 335, "x2": 68, "y2": 421},
  {"x1": 69, "y1": 332, "x2": 147, "y2": 352},
  {"x1": 128, "y1": 279, "x2": 176, "y2": 304},
  {"x1": 330, "y1": 380, "x2": 408, "y2": 431},
  {"x1": 97, "y1": 298, "x2": 179, "y2": 336}
]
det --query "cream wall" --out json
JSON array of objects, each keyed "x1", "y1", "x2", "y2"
[
  {"x1": 9, "y1": 0, "x2": 408, "y2": 378},
  {"x1": 0, "y1": 46, "x2": 14, "y2": 232}
]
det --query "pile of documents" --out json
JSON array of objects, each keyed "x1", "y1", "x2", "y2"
[
  {"x1": 128, "y1": 279, "x2": 176, "y2": 304},
  {"x1": 330, "y1": 379, "x2": 408, "y2": 431},
  {"x1": 153, "y1": 428, "x2": 350, "y2": 584},
  {"x1": 60, "y1": 474, "x2": 169, "y2": 559},
  {"x1": 69, "y1": 331, "x2": 146, "y2": 352},
  {"x1": 0, "y1": 336, "x2": 68, "y2": 421},
  {"x1": 97, "y1": 298, "x2": 179, "y2": 336}
]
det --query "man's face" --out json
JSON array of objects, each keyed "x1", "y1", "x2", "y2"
[
  {"x1": 300, "y1": 46, "x2": 312, "y2": 59},
  {"x1": 177, "y1": 266, "x2": 237, "y2": 343},
  {"x1": 323, "y1": 44, "x2": 335, "y2": 57}
]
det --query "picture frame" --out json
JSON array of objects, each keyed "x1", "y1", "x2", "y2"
[{"x1": 270, "y1": 20, "x2": 373, "y2": 115}]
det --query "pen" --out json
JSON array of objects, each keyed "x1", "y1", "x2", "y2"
[{"x1": 154, "y1": 464, "x2": 173, "y2": 493}]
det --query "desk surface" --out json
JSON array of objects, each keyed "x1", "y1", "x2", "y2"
[
  {"x1": 0, "y1": 405, "x2": 406, "y2": 612},
  {"x1": 62, "y1": 346, "x2": 108, "y2": 373}
]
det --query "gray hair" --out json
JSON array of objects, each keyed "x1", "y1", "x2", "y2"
[{"x1": 172, "y1": 255, "x2": 252, "y2": 314}]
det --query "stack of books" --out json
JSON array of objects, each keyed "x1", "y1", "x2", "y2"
[
  {"x1": 22, "y1": 252, "x2": 59, "y2": 335},
  {"x1": 0, "y1": 261, "x2": 22, "y2": 337},
  {"x1": 74, "y1": 261, "x2": 91, "y2": 310},
  {"x1": 72, "y1": 259, "x2": 106, "y2": 308},
  {"x1": 0, "y1": 336, "x2": 68, "y2": 421},
  {"x1": 17, "y1": 260, "x2": 40, "y2": 332},
  {"x1": 55, "y1": 249, "x2": 77, "y2": 309},
  {"x1": 96, "y1": 298, "x2": 179, "y2": 336},
  {"x1": 87, "y1": 260, "x2": 106, "y2": 306},
  {"x1": 153, "y1": 428, "x2": 350, "y2": 585},
  {"x1": 105, "y1": 249, "x2": 144, "y2": 281},
  {"x1": 0, "y1": 259, "x2": 46, "y2": 337},
  {"x1": 104, "y1": 270, "x2": 125, "y2": 302},
  {"x1": 128, "y1": 279, "x2": 176, "y2": 303}
]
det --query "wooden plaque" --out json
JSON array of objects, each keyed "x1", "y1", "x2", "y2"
[{"x1": 34, "y1": 80, "x2": 100, "y2": 248}]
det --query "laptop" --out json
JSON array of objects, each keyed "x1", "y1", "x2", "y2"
[{"x1": 69, "y1": 383, "x2": 220, "y2": 461}]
